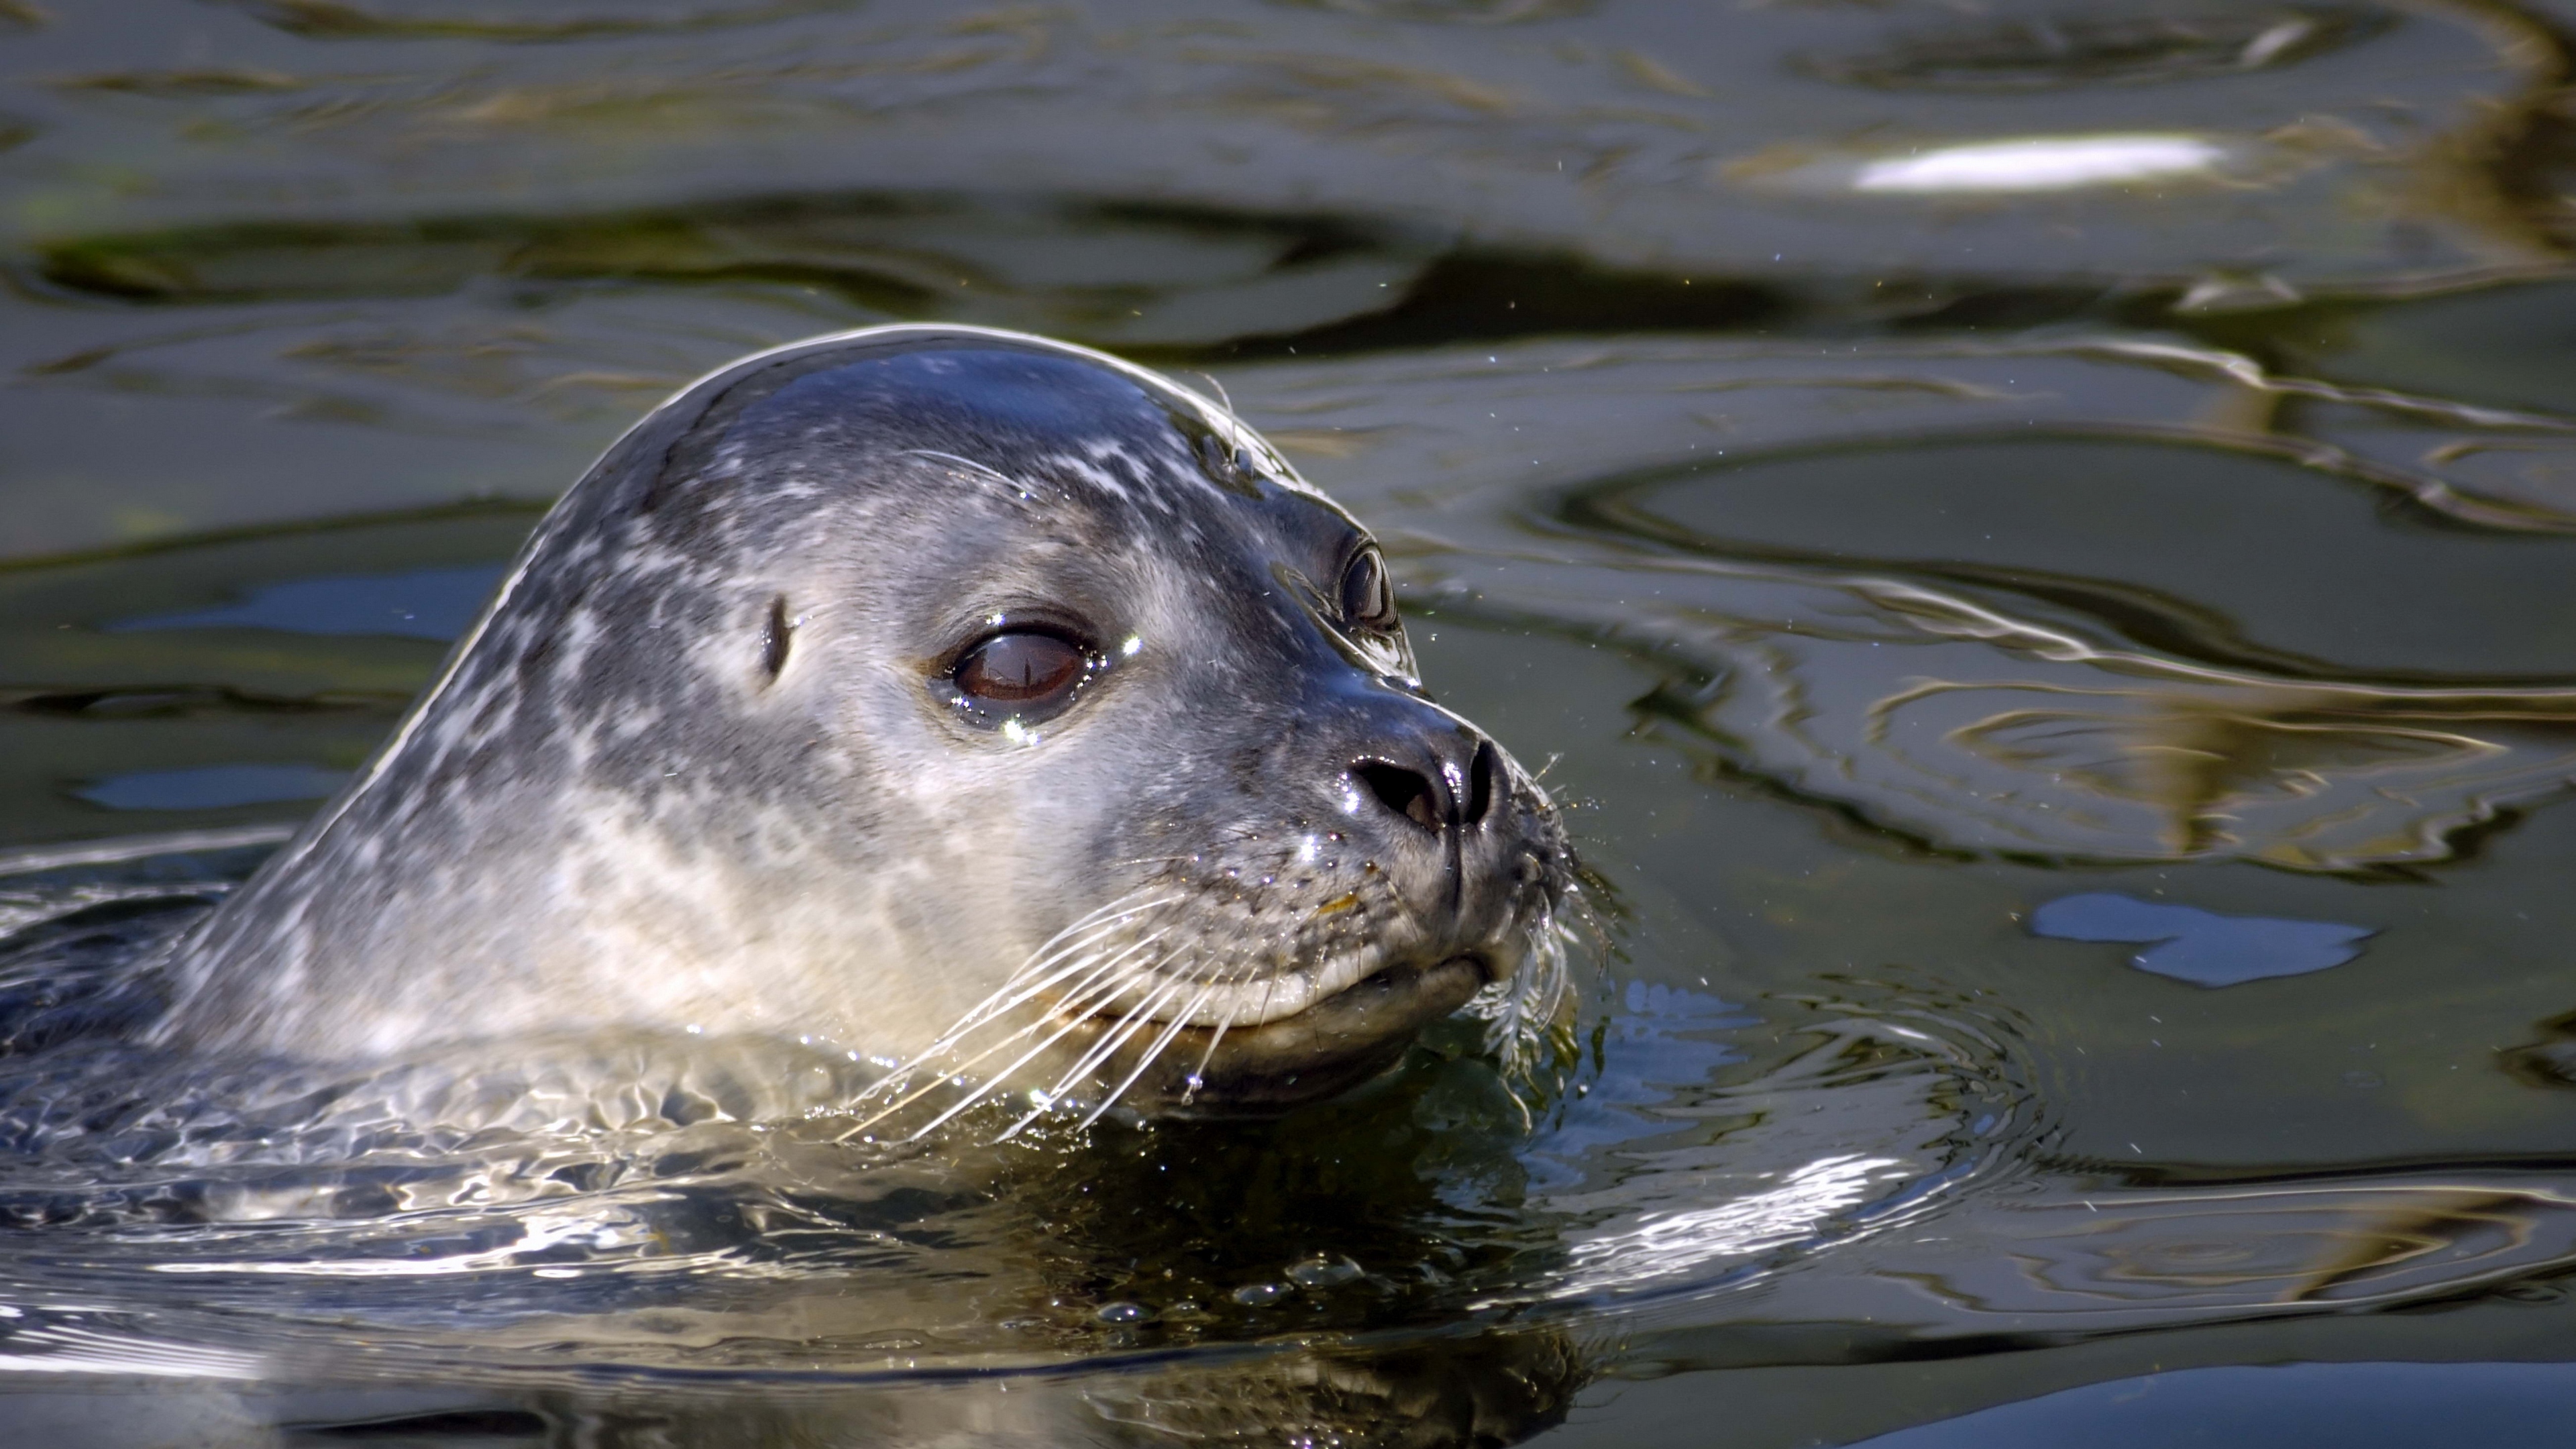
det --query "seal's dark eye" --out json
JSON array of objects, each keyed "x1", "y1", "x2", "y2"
[
  {"x1": 1339, "y1": 547, "x2": 1397, "y2": 633},
  {"x1": 952, "y1": 630, "x2": 1089, "y2": 719}
]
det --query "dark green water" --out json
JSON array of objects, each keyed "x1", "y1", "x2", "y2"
[{"x1": 13, "y1": 1, "x2": 2576, "y2": 1444}]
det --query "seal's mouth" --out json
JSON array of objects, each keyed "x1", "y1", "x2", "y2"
[{"x1": 1060, "y1": 951, "x2": 1496, "y2": 1116}]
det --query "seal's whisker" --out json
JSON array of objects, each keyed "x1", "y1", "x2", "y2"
[
  {"x1": 1464, "y1": 902, "x2": 1585, "y2": 1107},
  {"x1": 996, "y1": 888, "x2": 1163, "y2": 970},
  {"x1": 1037, "y1": 888, "x2": 1177, "y2": 948},
  {"x1": 1192, "y1": 370, "x2": 1234, "y2": 415},
  {"x1": 895, "y1": 986, "x2": 1134, "y2": 1142},
  {"x1": 996, "y1": 971, "x2": 1186, "y2": 1138},
  {"x1": 842, "y1": 938, "x2": 1155, "y2": 1132},
  {"x1": 1254, "y1": 962, "x2": 1285, "y2": 1034},
  {"x1": 1036, "y1": 971, "x2": 1182, "y2": 1102},
  {"x1": 922, "y1": 938, "x2": 1175, "y2": 1093},
  {"x1": 878, "y1": 910, "x2": 1177, "y2": 1083},
  {"x1": 1177, "y1": 970, "x2": 1255, "y2": 1106},
  {"x1": 1074, "y1": 982, "x2": 1218, "y2": 1131},
  {"x1": 837, "y1": 976, "x2": 1109, "y2": 1136},
  {"x1": 994, "y1": 892, "x2": 1179, "y2": 989},
  {"x1": 997, "y1": 894, "x2": 1177, "y2": 994},
  {"x1": 898, "y1": 448, "x2": 1052, "y2": 510},
  {"x1": 842, "y1": 934, "x2": 1167, "y2": 1135},
  {"x1": 938, "y1": 945, "x2": 1167, "y2": 1068},
  {"x1": 839, "y1": 954, "x2": 1102, "y2": 1108},
  {"x1": 994, "y1": 1006, "x2": 1169, "y2": 1142},
  {"x1": 969, "y1": 924, "x2": 1175, "y2": 1034},
  {"x1": 984, "y1": 922, "x2": 1160, "y2": 1013}
]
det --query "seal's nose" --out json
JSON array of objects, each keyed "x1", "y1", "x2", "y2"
[{"x1": 1352, "y1": 735, "x2": 1502, "y2": 836}]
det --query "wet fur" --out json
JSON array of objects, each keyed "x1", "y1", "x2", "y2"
[{"x1": 157, "y1": 326, "x2": 1572, "y2": 1122}]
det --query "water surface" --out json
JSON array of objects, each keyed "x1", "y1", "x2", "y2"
[{"x1": 11, "y1": 1, "x2": 2576, "y2": 1444}]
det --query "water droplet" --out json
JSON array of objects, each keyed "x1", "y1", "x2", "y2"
[{"x1": 1285, "y1": 1253, "x2": 1363, "y2": 1288}]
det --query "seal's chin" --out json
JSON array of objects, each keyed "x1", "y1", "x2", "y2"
[{"x1": 1067, "y1": 954, "x2": 1494, "y2": 1117}]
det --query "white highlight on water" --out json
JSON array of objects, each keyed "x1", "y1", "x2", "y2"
[
  {"x1": 1556, "y1": 1153, "x2": 1908, "y2": 1294},
  {"x1": 1851, "y1": 136, "x2": 2226, "y2": 195}
]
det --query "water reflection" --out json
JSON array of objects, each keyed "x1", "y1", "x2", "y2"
[
  {"x1": 2029, "y1": 892, "x2": 2371, "y2": 986},
  {"x1": 1795, "y1": 6, "x2": 2392, "y2": 93},
  {"x1": 73, "y1": 762, "x2": 349, "y2": 811},
  {"x1": 1758, "y1": 1173, "x2": 2576, "y2": 1334},
  {"x1": 0, "y1": 1331, "x2": 1587, "y2": 1446},
  {"x1": 4, "y1": 0, "x2": 2562, "y2": 416},
  {"x1": 112, "y1": 564, "x2": 508, "y2": 641},
  {"x1": 213, "y1": 0, "x2": 865, "y2": 44},
  {"x1": 1848, "y1": 1361, "x2": 2576, "y2": 1448}
]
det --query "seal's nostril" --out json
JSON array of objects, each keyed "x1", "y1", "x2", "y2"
[
  {"x1": 1465, "y1": 741, "x2": 1499, "y2": 826},
  {"x1": 1356, "y1": 761, "x2": 1442, "y2": 833}
]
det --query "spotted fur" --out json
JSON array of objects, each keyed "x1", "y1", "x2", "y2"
[{"x1": 159, "y1": 326, "x2": 1572, "y2": 1118}]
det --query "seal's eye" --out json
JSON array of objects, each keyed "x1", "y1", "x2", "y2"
[
  {"x1": 1338, "y1": 547, "x2": 1398, "y2": 634},
  {"x1": 950, "y1": 630, "x2": 1091, "y2": 722}
]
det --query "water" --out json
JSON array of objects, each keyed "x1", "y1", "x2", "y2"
[{"x1": 12, "y1": 1, "x2": 2576, "y2": 1443}]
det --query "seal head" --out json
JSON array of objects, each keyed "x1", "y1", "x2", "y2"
[{"x1": 162, "y1": 325, "x2": 1572, "y2": 1119}]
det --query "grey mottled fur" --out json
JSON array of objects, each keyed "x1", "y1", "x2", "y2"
[{"x1": 159, "y1": 326, "x2": 1568, "y2": 1106}]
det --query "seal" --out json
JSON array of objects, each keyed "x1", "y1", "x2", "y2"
[{"x1": 156, "y1": 325, "x2": 1573, "y2": 1124}]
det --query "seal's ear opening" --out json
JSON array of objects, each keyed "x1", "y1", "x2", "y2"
[{"x1": 760, "y1": 595, "x2": 794, "y2": 683}]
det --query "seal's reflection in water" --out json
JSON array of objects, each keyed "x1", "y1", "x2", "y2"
[
  {"x1": 7, "y1": 1334, "x2": 1588, "y2": 1447},
  {"x1": 613, "y1": 1336, "x2": 1580, "y2": 1446}
]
